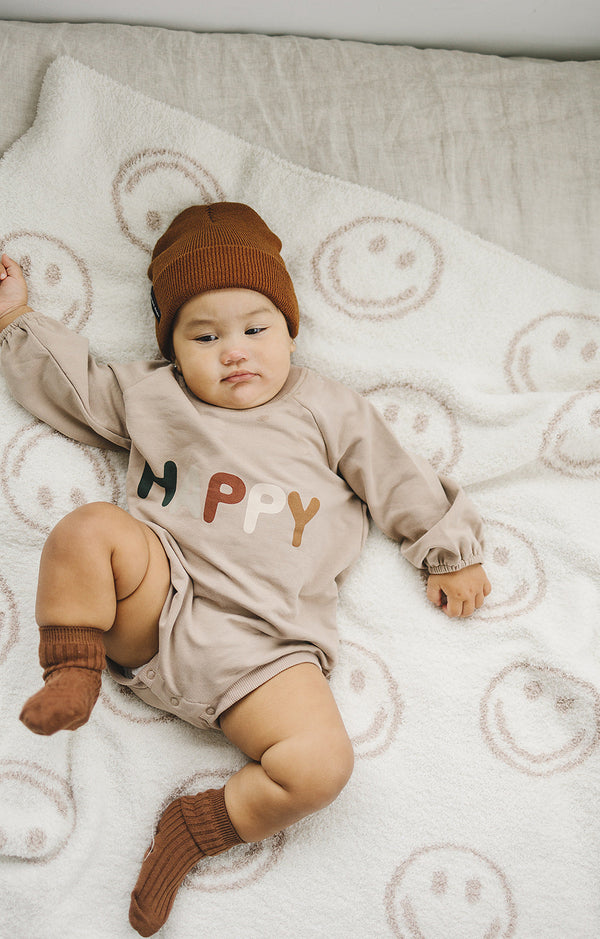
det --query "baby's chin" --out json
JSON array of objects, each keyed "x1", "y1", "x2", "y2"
[{"x1": 194, "y1": 378, "x2": 284, "y2": 410}]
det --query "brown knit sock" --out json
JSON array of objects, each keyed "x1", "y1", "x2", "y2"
[
  {"x1": 19, "y1": 625, "x2": 106, "y2": 735},
  {"x1": 129, "y1": 787, "x2": 243, "y2": 937}
]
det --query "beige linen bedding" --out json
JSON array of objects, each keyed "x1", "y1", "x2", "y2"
[{"x1": 1, "y1": 21, "x2": 599, "y2": 289}]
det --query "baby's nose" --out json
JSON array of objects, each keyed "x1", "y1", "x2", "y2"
[{"x1": 222, "y1": 347, "x2": 249, "y2": 365}]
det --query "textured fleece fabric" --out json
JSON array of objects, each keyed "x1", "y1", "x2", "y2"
[{"x1": 1, "y1": 313, "x2": 484, "y2": 728}]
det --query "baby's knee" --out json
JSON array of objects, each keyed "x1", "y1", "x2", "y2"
[
  {"x1": 292, "y1": 730, "x2": 354, "y2": 813},
  {"x1": 44, "y1": 502, "x2": 124, "y2": 554}
]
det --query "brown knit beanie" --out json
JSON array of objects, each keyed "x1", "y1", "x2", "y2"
[{"x1": 148, "y1": 202, "x2": 299, "y2": 358}]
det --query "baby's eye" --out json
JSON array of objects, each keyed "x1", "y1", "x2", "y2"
[
  {"x1": 196, "y1": 334, "x2": 218, "y2": 343},
  {"x1": 245, "y1": 326, "x2": 266, "y2": 336}
]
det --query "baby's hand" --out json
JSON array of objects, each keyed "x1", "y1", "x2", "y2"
[
  {"x1": 426, "y1": 563, "x2": 491, "y2": 618},
  {"x1": 0, "y1": 254, "x2": 30, "y2": 325}
]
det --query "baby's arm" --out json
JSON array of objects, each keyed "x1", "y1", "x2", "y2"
[
  {"x1": 426, "y1": 563, "x2": 491, "y2": 618},
  {"x1": 1, "y1": 254, "x2": 134, "y2": 449},
  {"x1": 0, "y1": 255, "x2": 32, "y2": 327}
]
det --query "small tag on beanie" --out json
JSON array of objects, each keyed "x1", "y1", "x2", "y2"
[{"x1": 150, "y1": 287, "x2": 161, "y2": 323}]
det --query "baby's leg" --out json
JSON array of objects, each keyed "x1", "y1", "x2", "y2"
[
  {"x1": 221, "y1": 662, "x2": 355, "y2": 840},
  {"x1": 129, "y1": 664, "x2": 353, "y2": 936},
  {"x1": 20, "y1": 502, "x2": 170, "y2": 735}
]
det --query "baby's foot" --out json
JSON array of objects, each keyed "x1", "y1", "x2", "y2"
[
  {"x1": 129, "y1": 798, "x2": 205, "y2": 936},
  {"x1": 129, "y1": 788, "x2": 242, "y2": 936},
  {"x1": 19, "y1": 667, "x2": 102, "y2": 735}
]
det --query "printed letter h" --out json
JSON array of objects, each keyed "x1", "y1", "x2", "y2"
[{"x1": 137, "y1": 460, "x2": 178, "y2": 507}]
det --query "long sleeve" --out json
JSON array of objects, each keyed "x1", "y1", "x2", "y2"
[
  {"x1": 0, "y1": 312, "x2": 161, "y2": 451},
  {"x1": 299, "y1": 371, "x2": 485, "y2": 573}
]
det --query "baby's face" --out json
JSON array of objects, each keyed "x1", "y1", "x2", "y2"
[{"x1": 171, "y1": 288, "x2": 295, "y2": 409}]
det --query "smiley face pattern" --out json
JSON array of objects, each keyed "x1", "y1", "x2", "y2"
[
  {"x1": 112, "y1": 149, "x2": 226, "y2": 252},
  {"x1": 481, "y1": 662, "x2": 600, "y2": 776},
  {"x1": 385, "y1": 845, "x2": 517, "y2": 939},
  {"x1": 331, "y1": 639, "x2": 403, "y2": 759},
  {"x1": 474, "y1": 519, "x2": 546, "y2": 622},
  {"x1": 1, "y1": 422, "x2": 124, "y2": 536},
  {"x1": 540, "y1": 383, "x2": 600, "y2": 478},
  {"x1": 365, "y1": 382, "x2": 463, "y2": 475},
  {"x1": 0, "y1": 231, "x2": 92, "y2": 330},
  {"x1": 0, "y1": 760, "x2": 76, "y2": 863},
  {"x1": 504, "y1": 312, "x2": 600, "y2": 477},
  {"x1": 312, "y1": 216, "x2": 443, "y2": 319},
  {"x1": 504, "y1": 312, "x2": 600, "y2": 393}
]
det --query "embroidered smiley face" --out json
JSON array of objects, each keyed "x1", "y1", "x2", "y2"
[
  {"x1": 365, "y1": 381, "x2": 462, "y2": 475},
  {"x1": 505, "y1": 312, "x2": 600, "y2": 393},
  {"x1": 331, "y1": 639, "x2": 403, "y2": 759},
  {"x1": 0, "y1": 230, "x2": 92, "y2": 330},
  {"x1": 112, "y1": 149, "x2": 226, "y2": 252},
  {"x1": 541, "y1": 383, "x2": 600, "y2": 478},
  {"x1": 481, "y1": 662, "x2": 600, "y2": 776},
  {"x1": 0, "y1": 761, "x2": 76, "y2": 863},
  {"x1": 312, "y1": 216, "x2": 443, "y2": 319},
  {"x1": 475, "y1": 519, "x2": 546, "y2": 622},
  {"x1": 1, "y1": 423, "x2": 123, "y2": 536},
  {"x1": 386, "y1": 844, "x2": 517, "y2": 938}
]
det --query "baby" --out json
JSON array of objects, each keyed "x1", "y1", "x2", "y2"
[{"x1": 0, "y1": 203, "x2": 491, "y2": 936}]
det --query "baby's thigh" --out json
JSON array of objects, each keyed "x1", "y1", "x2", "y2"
[
  {"x1": 220, "y1": 663, "x2": 352, "y2": 761},
  {"x1": 105, "y1": 512, "x2": 171, "y2": 667}
]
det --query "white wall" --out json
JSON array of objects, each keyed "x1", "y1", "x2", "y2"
[{"x1": 1, "y1": 0, "x2": 598, "y2": 59}]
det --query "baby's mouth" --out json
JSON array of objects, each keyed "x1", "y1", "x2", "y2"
[{"x1": 222, "y1": 371, "x2": 257, "y2": 383}]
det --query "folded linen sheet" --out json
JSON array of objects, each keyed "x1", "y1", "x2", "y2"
[{"x1": 0, "y1": 57, "x2": 599, "y2": 938}]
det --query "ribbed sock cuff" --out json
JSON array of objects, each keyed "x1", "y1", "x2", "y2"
[
  {"x1": 181, "y1": 787, "x2": 244, "y2": 856},
  {"x1": 39, "y1": 625, "x2": 107, "y2": 677}
]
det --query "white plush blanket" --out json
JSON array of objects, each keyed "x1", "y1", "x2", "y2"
[{"x1": 1, "y1": 57, "x2": 599, "y2": 939}]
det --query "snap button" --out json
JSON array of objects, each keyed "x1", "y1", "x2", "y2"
[
  {"x1": 146, "y1": 669, "x2": 156, "y2": 680},
  {"x1": 170, "y1": 696, "x2": 179, "y2": 707},
  {"x1": 206, "y1": 706, "x2": 216, "y2": 716}
]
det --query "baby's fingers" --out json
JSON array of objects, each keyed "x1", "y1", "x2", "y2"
[
  {"x1": 0, "y1": 255, "x2": 30, "y2": 323},
  {"x1": 0, "y1": 254, "x2": 20, "y2": 282},
  {"x1": 425, "y1": 580, "x2": 444, "y2": 608},
  {"x1": 449, "y1": 585, "x2": 490, "y2": 618},
  {"x1": 1, "y1": 254, "x2": 22, "y2": 279},
  {"x1": 444, "y1": 593, "x2": 471, "y2": 617}
]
